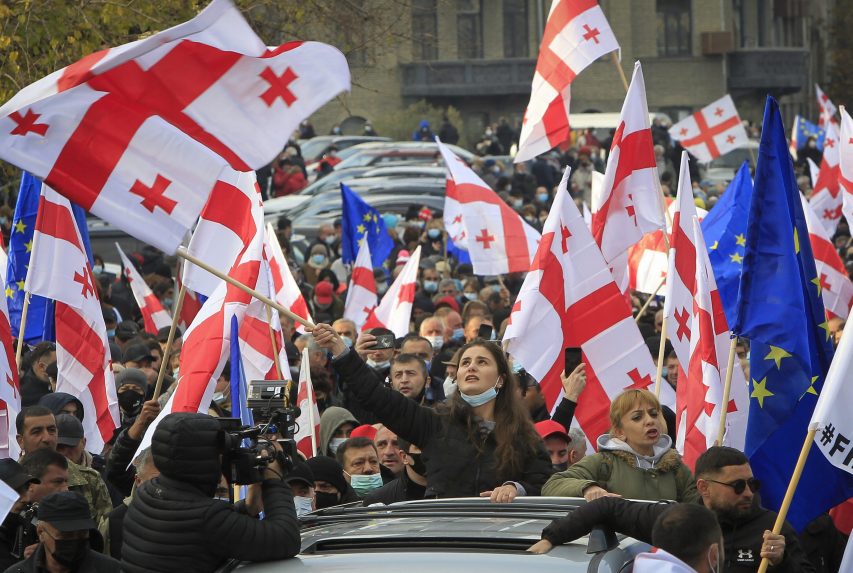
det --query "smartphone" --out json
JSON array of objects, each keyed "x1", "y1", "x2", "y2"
[
  {"x1": 477, "y1": 323, "x2": 495, "y2": 340},
  {"x1": 373, "y1": 334, "x2": 396, "y2": 349},
  {"x1": 564, "y1": 347, "x2": 583, "y2": 375}
]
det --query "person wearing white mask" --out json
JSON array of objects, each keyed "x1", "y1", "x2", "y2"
[
  {"x1": 312, "y1": 324, "x2": 553, "y2": 501},
  {"x1": 332, "y1": 318, "x2": 358, "y2": 349},
  {"x1": 418, "y1": 316, "x2": 445, "y2": 351},
  {"x1": 283, "y1": 462, "x2": 317, "y2": 517}
]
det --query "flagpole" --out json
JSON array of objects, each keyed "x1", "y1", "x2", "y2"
[
  {"x1": 176, "y1": 248, "x2": 316, "y2": 330},
  {"x1": 634, "y1": 277, "x2": 666, "y2": 323},
  {"x1": 715, "y1": 336, "x2": 738, "y2": 444},
  {"x1": 14, "y1": 293, "x2": 31, "y2": 369},
  {"x1": 611, "y1": 52, "x2": 629, "y2": 92},
  {"x1": 302, "y1": 348, "x2": 318, "y2": 457},
  {"x1": 264, "y1": 304, "x2": 284, "y2": 379},
  {"x1": 756, "y1": 429, "x2": 817, "y2": 573},
  {"x1": 152, "y1": 284, "x2": 186, "y2": 400},
  {"x1": 654, "y1": 318, "x2": 668, "y2": 398}
]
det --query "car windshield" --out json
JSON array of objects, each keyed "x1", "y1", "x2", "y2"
[{"x1": 299, "y1": 138, "x2": 334, "y2": 161}]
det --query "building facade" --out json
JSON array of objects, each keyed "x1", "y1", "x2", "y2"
[{"x1": 312, "y1": 0, "x2": 832, "y2": 143}]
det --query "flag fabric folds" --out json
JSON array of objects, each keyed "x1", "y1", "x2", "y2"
[
  {"x1": 343, "y1": 240, "x2": 378, "y2": 332},
  {"x1": 26, "y1": 185, "x2": 119, "y2": 453},
  {"x1": 790, "y1": 116, "x2": 826, "y2": 153},
  {"x1": 815, "y1": 84, "x2": 837, "y2": 125},
  {"x1": 229, "y1": 315, "x2": 254, "y2": 429},
  {"x1": 668, "y1": 95, "x2": 748, "y2": 164},
  {"x1": 0, "y1": 0, "x2": 350, "y2": 254},
  {"x1": 116, "y1": 243, "x2": 171, "y2": 334},
  {"x1": 0, "y1": 279, "x2": 20, "y2": 460},
  {"x1": 505, "y1": 168, "x2": 674, "y2": 447},
  {"x1": 437, "y1": 138, "x2": 540, "y2": 275},
  {"x1": 838, "y1": 107, "x2": 853, "y2": 230},
  {"x1": 294, "y1": 348, "x2": 320, "y2": 459},
  {"x1": 264, "y1": 223, "x2": 313, "y2": 334},
  {"x1": 800, "y1": 195, "x2": 853, "y2": 320},
  {"x1": 700, "y1": 161, "x2": 753, "y2": 327},
  {"x1": 809, "y1": 114, "x2": 843, "y2": 235},
  {"x1": 362, "y1": 246, "x2": 421, "y2": 338},
  {"x1": 515, "y1": 0, "x2": 619, "y2": 163},
  {"x1": 340, "y1": 183, "x2": 394, "y2": 268},
  {"x1": 733, "y1": 96, "x2": 842, "y2": 531}
]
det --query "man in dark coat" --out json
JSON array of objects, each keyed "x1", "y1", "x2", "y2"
[{"x1": 363, "y1": 438, "x2": 427, "y2": 505}]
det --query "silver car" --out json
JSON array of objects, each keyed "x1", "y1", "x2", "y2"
[{"x1": 216, "y1": 497, "x2": 650, "y2": 573}]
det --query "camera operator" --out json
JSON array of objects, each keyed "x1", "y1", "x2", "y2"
[
  {"x1": 121, "y1": 412, "x2": 301, "y2": 572},
  {"x1": 0, "y1": 460, "x2": 39, "y2": 569}
]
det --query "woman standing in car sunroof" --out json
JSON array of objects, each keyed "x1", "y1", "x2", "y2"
[{"x1": 312, "y1": 323, "x2": 553, "y2": 502}]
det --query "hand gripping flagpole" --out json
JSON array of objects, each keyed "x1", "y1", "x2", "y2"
[
  {"x1": 175, "y1": 247, "x2": 316, "y2": 330},
  {"x1": 715, "y1": 336, "x2": 738, "y2": 445},
  {"x1": 152, "y1": 284, "x2": 186, "y2": 400}
]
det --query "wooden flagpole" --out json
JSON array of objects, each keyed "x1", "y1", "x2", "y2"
[
  {"x1": 635, "y1": 277, "x2": 666, "y2": 323},
  {"x1": 176, "y1": 248, "x2": 315, "y2": 330},
  {"x1": 654, "y1": 319, "x2": 668, "y2": 398},
  {"x1": 715, "y1": 337, "x2": 738, "y2": 444},
  {"x1": 265, "y1": 304, "x2": 284, "y2": 380},
  {"x1": 152, "y1": 284, "x2": 186, "y2": 400},
  {"x1": 756, "y1": 429, "x2": 817, "y2": 573},
  {"x1": 611, "y1": 52, "x2": 629, "y2": 92},
  {"x1": 14, "y1": 293, "x2": 31, "y2": 370}
]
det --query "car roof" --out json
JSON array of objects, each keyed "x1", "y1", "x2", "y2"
[{"x1": 223, "y1": 498, "x2": 649, "y2": 573}]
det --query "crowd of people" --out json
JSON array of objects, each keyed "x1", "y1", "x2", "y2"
[{"x1": 0, "y1": 119, "x2": 850, "y2": 572}]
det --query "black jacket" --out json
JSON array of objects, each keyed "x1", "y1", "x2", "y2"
[
  {"x1": 2, "y1": 543, "x2": 121, "y2": 572},
  {"x1": 105, "y1": 427, "x2": 140, "y2": 497},
  {"x1": 540, "y1": 497, "x2": 815, "y2": 573},
  {"x1": 19, "y1": 371, "x2": 50, "y2": 408},
  {"x1": 333, "y1": 350, "x2": 554, "y2": 497},
  {"x1": 798, "y1": 513, "x2": 847, "y2": 573},
  {"x1": 363, "y1": 470, "x2": 427, "y2": 506},
  {"x1": 121, "y1": 476, "x2": 301, "y2": 572}
]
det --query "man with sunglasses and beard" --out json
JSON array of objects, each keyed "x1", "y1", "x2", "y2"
[{"x1": 528, "y1": 447, "x2": 814, "y2": 573}]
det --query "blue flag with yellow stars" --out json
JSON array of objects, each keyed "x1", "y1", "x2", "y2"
[
  {"x1": 733, "y1": 96, "x2": 848, "y2": 531},
  {"x1": 340, "y1": 183, "x2": 394, "y2": 267},
  {"x1": 6, "y1": 172, "x2": 94, "y2": 344},
  {"x1": 701, "y1": 160, "x2": 752, "y2": 327},
  {"x1": 792, "y1": 115, "x2": 825, "y2": 151}
]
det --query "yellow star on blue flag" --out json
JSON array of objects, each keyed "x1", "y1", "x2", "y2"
[{"x1": 340, "y1": 182, "x2": 394, "y2": 267}]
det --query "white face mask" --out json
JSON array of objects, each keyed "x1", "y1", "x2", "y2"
[
  {"x1": 328, "y1": 437, "x2": 347, "y2": 454},
  {"x1": 426, "y1": 335, "x2": 443, "y2": 350},
  {"x1": 294, "y1": 495, "x2": 314, "y2": 516},
  {"x1": 366, "y1": 359, "x2": 390, "y2": 370}
]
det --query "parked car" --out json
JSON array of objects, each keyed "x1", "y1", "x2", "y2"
[
  {"x1": 332, "y1": 141, "x2": 475, "y2": 172},
  {"x1": 702, "y1": 140, "x2": 757, "y2": 186},
  {"x1": 297, "y1": 135, "x2": 391, "y2": 163},
  {"x1": 215, "y1": 497, "x2": 650, "y2": 573}
]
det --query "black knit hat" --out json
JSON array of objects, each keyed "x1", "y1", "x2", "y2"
[
  {"x1": 306, "y1": 456, "x2": 348, "y2": 494},
  {"x1": 152, "y1": 412, "x2": 223, "y2": 496}
]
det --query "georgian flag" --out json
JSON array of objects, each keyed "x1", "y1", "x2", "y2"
[
  {"x1": 26, "y1": 185, "x2": 119, "y2": 453},
  {"x1": 839, "y1": 107, "x2": 853, "y2": 230},
  {"x1": 0, "y1": 270, "x2": 20, "y2": 460},
  {"x1": 668, "y1": 95, "x2": 748, "y2": 164},
  {"x1": 591, "y1": 62, "x2": 665, "y2": 292},
  {"x1": 116, "y1": 243, "x2": 171, "y2": 334},
  {"x1": 809, "y1": 113, "x2": 843, "y2": 235},
  {"x1": 343, "y1": 240, "x2": 378, "y2": 332},
  {"x1": 437, "y1": 139, "x2": 540, "y2": 275},
  {"x1": 0, "y1": 0, "x2": 349, "y2": 254},
  {"x1": 801, "y1": 194, "x2": 853, "y2": 320},
  {"x1": 816, "y1": 83, "x2": 837, "y2": 125},
  {"x1": 264, "y1": 223, "x2": 313, "y2": 334},
  {"x1": 362, "y1": 246, "x2": 421, "y2": 338},
  {"x1": 505, "y1": 168, "x2": 674, "y2": 448},
  {"x1": 515, "y1": 0, "x2": 619, "y2": 162},
  {"x1": 295, "y1": 348, "x2": 321, "y2": 458}
]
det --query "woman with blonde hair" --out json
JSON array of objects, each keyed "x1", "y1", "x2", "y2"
[{"x1": 542, "y1": 389, "x2": 697, "y2": 503}]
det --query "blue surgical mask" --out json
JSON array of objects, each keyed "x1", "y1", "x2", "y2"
[
  {"x1": 423, "y1": 280, "x2": 438, "y2": 293},
  {"x1": 328, "y1": 437, "x2": 346, "y2": 454},
  {"x1": 537, "y1": 193, "x2": 549, "y2": 203},
  {"x1": 311, "y1": 254, "x2": 326, "y2": 266},
  {"x1": 294, "y1": 495, "x2": 313, "y2": 516},
  {"x1": 348, "y1": 473, "x2": 383, "y2": 497},
  {"x1": 324, "y1": 235, "x2": 336, "y2": 246},
  {"x1": 162, "y1": 297, "x2": 173, "y2": 309},
  {"x1": 342, "y1": 336, "x2": 353, "y2": 348},
  {"x1": 511, "y1": 360, "x2": 523, "y2": 374},
  {"x1": 92, "y1": 264, "x2": 103, "y2": 275},
  {"x1": 660, "y1": 366, "x2": 668, "y2": 379},
  {"x1": 464, "y1": 292, "x2": 477, "y2": 302},
  {"x1": 377, "y1": 283, "x2": 388, "y2": 296},
  {"x1": 107, "y1": 329, "x2": 116, "y2": 338},
  {"x1": 460, "y1": 382, "x2": 499, "y2": 407},
  {"x1": 512, "y1": 199, "x2": 523, "y2": 209},
  {"x1": 427, "y1": 228, "x2": 441, "y2": 240},
  {"x1": 452, "y1": 328, "x2": 465, "y2": 340},
  {"x1": 367, "y1": 358, "x2": 390, "y2": 370}
]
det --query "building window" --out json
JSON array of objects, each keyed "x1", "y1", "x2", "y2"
[
  {"x1": 503, "y1": 0, "x2": 529, "y2": 58},
  {"x1": 656, "y1": 0, "x2": 692, "y2": 56},
  {"x1": 457, "y1": 0, "x2": 483, "y2": 59},
  {"x1": 412, "y1": 0, "x2": 438, "y2": 61}
]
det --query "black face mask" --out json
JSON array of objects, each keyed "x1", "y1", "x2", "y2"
[
  {"x1": 50, "y1": 537, "x2": 89, "y2": 568},
  {"x1": 314, "y1": 491, "x2": 341, "y2": 510},
  {"x1": 552, "y1": 462, "x2": 569, "y2": 472},
  {"x1": 118, "y1": 391, "x2": 143, "y2": 416},
  {"x1": 407, "y1": 453, "x2": 427, "y2": 477}
]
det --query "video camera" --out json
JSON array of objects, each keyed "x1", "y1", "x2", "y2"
[
  {"x1": 10, "y1": 503, "x2": 38, "y2": 559},
  {"x1": 219, "y1": 379, "x2": 302, "y2": 485}
]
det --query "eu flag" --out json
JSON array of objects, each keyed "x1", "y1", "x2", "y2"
[
  {"x1": 700, "y1": 161, "x2": 752, "y2": 326},
  {"x1": 733, "y1": 96, "x2": 848, "y2": 530},
  {"x1": 6, "y1": 173, "x2": 94, "y2": 344},
  {"x1": 792, "y1": 115, "x2": 825, "y2": 152},
  {"x1": 340, "y1": 183, "x2": 394, "y2": 268}
]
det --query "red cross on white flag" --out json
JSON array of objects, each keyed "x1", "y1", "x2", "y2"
[
  {"x1": 516, "y1": 0, "x2": 619, "y2": 163},
  {"x1": 26, "y1": 184, "x2": 120, "y2": 453},
  {"x1": 264, "y1": 223, "x2": 314, "y2": 334},
  {"x1": 669, "y1": 95, "x2": 748, "y2": 164},
  {"x1": 362, "y1": 246, "x2": 421, "y2": 338},
  {"x1": 663, "y1": 153, "x2": 748, "y2": 465},
  {"x1": 504, "y1": 167, "x2": 675, "y2": 449},
  {"x1": 810, "y1": 113, "x2": 844, "y2": 236},
  {"x1": 116, "y1": 243, "x2": 171, "y2": 334},
  {"x1": 295, "y1": 348, "x2": 321, "y2": 458},
  {"x1": 816, "y1": 84, "x2": 837, "y2": 126},
  {"x1": 343, "y1": 240, "x2": 378, "y2": 332},
  {"x1": 0, "y1": 0, "x2": 350, "y2": 254},
  {"x1": 801, "y1": 193, "x2": 853, "y2": 320},
  {"x1": 838, "y1": 106, "x2": 853, "y2": 232},
  {"x1": 437, "y1": 138, "x2": 540, "y2": 275}
]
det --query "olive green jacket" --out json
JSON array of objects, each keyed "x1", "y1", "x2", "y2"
[
  {"x1": 68, "y1": 460, "x2": 113, "y2": 527},
  {"x1": 542, "y1": 448, "x2": 699, "y2": 503}
]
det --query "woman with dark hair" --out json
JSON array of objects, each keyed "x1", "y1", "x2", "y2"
[{"x1": 312, "y1": 323, "x2": 553, "y2": 501}]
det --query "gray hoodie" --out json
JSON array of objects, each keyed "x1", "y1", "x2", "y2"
[
  {"x1": 319, "y1": 406, "x2": 359, "y2": 456},
  {"x1": 596, "y1": 433, "x2": 673, "y2": 470}
]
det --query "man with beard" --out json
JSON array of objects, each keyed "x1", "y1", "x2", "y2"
[{"x1": 528, "y1": 447, "x2": 813, "y2": 573}]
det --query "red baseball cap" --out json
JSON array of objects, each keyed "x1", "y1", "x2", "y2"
[
  {"x1": 349, "y1": 424, "x2": 377, "y2": 441},
  {"x1": 314, "y1": 281, "x2": 333, "y2": 305},
  {"x1": 435, "y1": 295, "x2": 460, "y2": 313},
  {"x1": 535, "y1": 420, "x2": 570, "y2": 442}
]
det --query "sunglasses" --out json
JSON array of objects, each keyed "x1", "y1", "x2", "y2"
[{"x1": 705, "y1": 477, "x2": 761, "y2": 495}]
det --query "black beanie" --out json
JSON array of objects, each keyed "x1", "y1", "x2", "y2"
[{"x1": 152, "y1": 412, "x2": 223, "y2": 496}]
